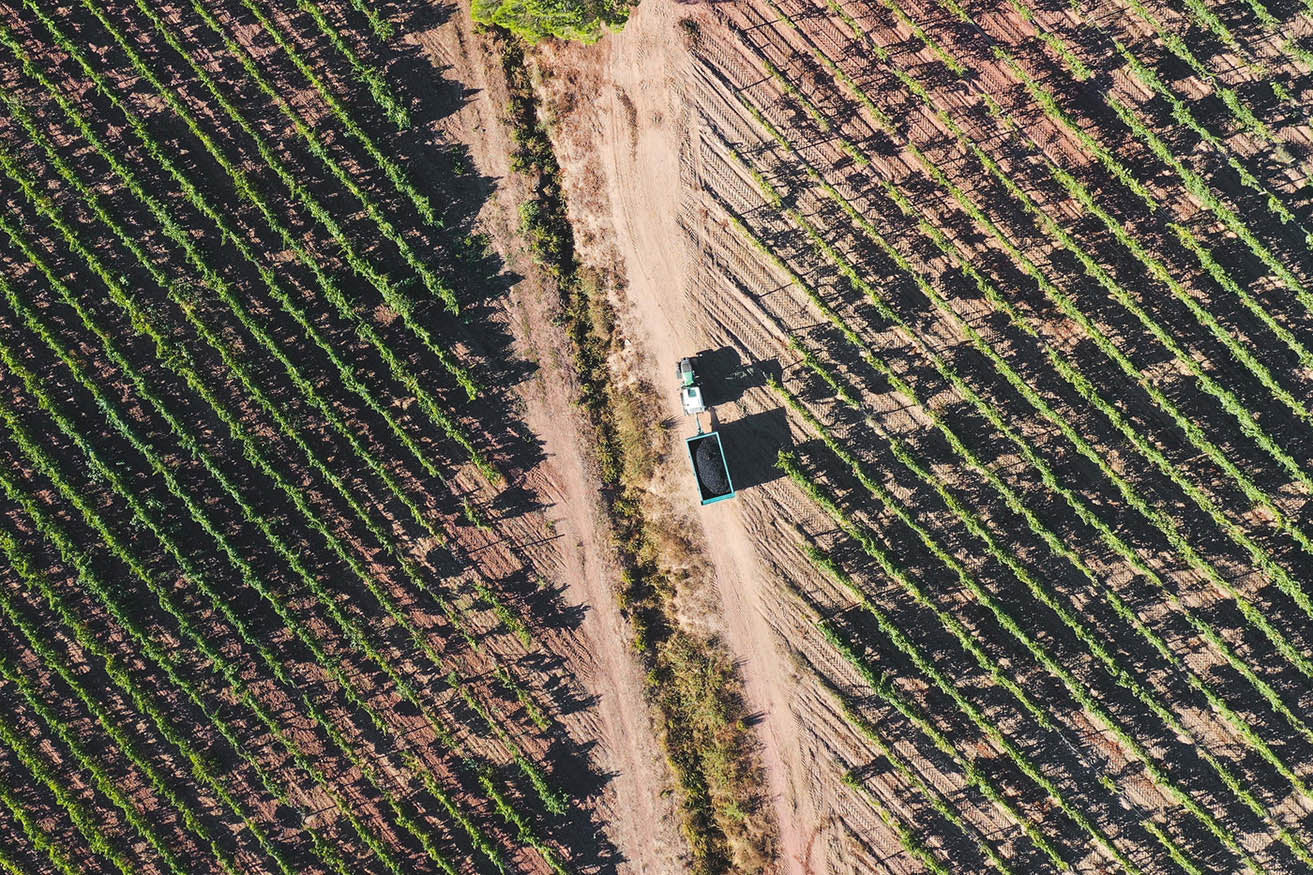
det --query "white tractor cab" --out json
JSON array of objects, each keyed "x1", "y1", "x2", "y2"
[{"x1": 677, "y1": 356, "x2": 706, "y2": 416}]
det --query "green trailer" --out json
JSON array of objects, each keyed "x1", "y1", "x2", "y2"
[{"x1": 686, "y1": 429, "x2": 736, "y2": 505}]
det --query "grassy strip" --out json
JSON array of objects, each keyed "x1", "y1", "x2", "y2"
[{"x1": 490, "y1": 28, "x2": 774, "y2": 874}]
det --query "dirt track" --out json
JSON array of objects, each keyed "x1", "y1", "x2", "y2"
[
  {"x1": 527, "y1": 5, "x2": 845, "y2": 870},
  {"x1": 415, "y1": 11, "x2": 695, "y2": 873}
]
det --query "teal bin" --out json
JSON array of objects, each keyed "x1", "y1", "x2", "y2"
[{"x1": 686, "y1": 431, "x2": 736, "y2": 505}]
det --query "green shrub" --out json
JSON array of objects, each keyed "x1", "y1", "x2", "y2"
[{"x1": 473, "y1": 0, "x2": 632, "y2": 42}]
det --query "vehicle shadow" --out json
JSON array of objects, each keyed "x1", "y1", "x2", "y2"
[
  {"x1": 693, "y1": 346, "x2": 780, "y2": 406},
  {"x1": 711, "y1": 403, "x2": 790, "y2": 492}
]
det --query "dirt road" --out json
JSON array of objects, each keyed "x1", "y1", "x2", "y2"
[
  {"x1": 412, "y1": 13, "x2": 691, "y2": 872},
  {"x1": 533, "y1": 4, "x2": 836, "y2": 871}
]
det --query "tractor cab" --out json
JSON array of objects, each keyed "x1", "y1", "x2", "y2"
[
  {"x1": 677, "y1": 357, "x2": 696, "y2": 387},
  {"x1": 681, "y1": 383, "x2": 706, "y2": 416},
  {"x1": 677, "y1": 357, "x2": 706, "y2": 415}
]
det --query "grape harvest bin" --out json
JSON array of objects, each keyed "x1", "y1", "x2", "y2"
[{"x1": 686, "y1": 430, "x2": 736, "y2": 505}]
